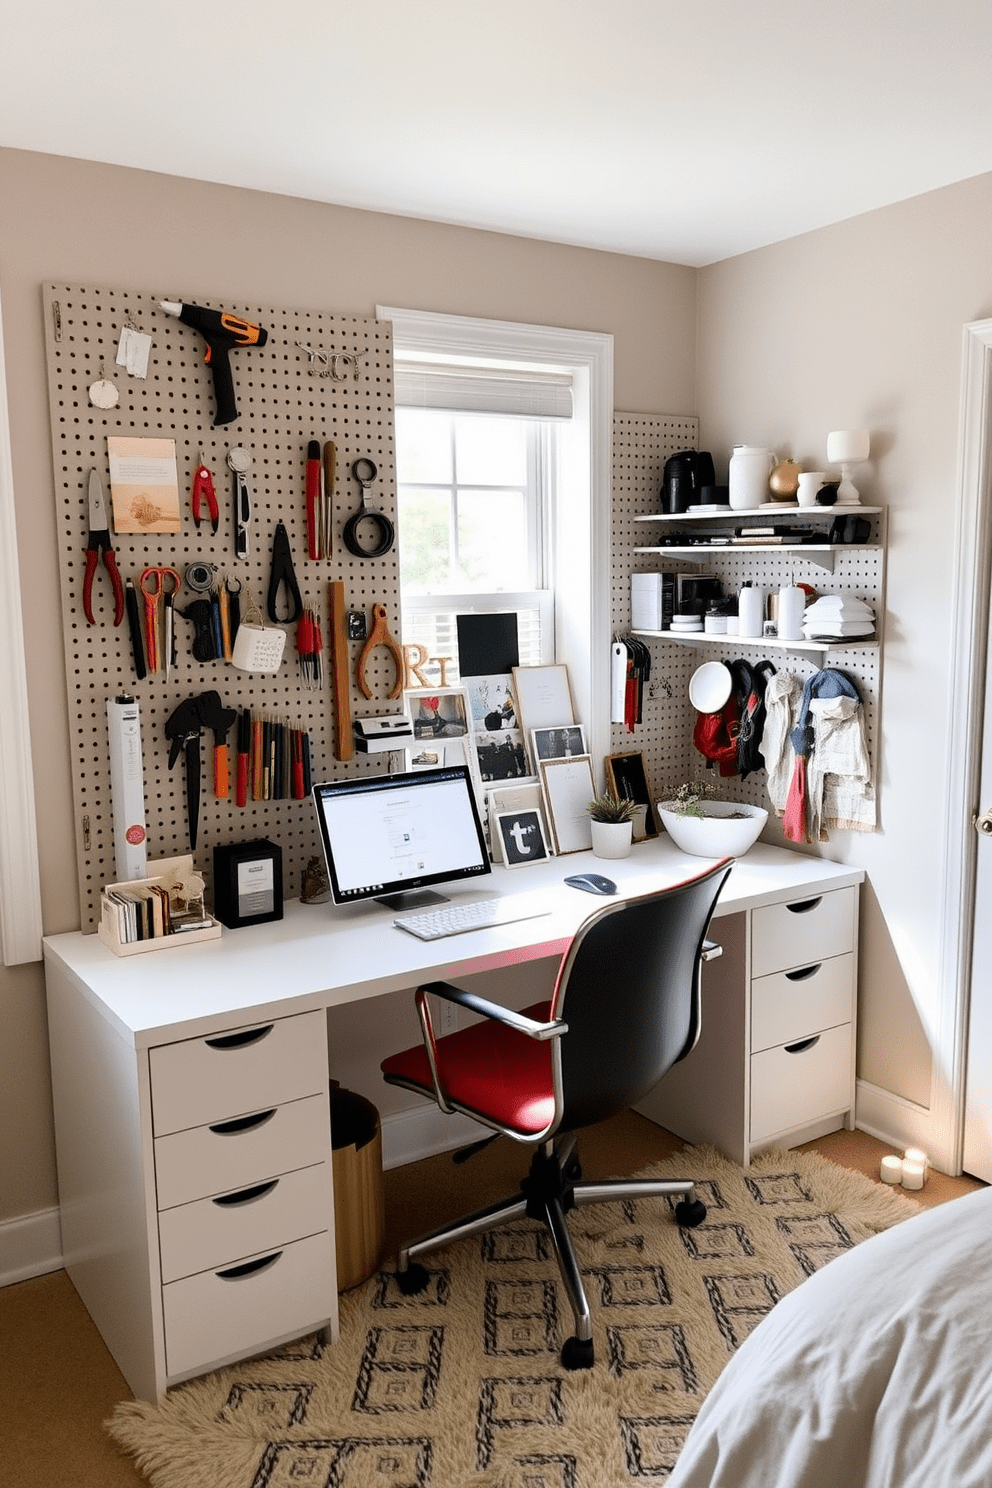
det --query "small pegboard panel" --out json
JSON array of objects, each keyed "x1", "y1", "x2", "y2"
[
  {"x1": 610, "y1": 413, "x2": 883, "y2": 821},
  {"x1": 43, "y1": 284, "x2": 403, "y2": 930}
]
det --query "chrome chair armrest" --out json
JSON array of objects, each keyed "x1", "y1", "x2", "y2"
[{"x1": 414, "y1": 980, "x2": 567, "y2": 1113}]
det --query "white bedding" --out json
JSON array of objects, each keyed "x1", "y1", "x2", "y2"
[{"x1": 669, "y1": 1184, "x2": 992, "y2": 1488}]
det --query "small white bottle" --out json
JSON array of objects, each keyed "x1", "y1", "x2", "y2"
[
  {"x1": 777, "y1": 583, "x2": 806, "y2": 641},
  {"x1": 738, "y1": 582, "x2": 764, "y2": 639}
]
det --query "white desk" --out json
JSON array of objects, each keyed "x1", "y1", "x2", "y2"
[{"x1": 43, "y1": 839, "x2": 863, "y2": 1400}]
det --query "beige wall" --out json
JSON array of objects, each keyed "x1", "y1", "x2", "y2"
[
  {"x1": 696, "y1": 171, "x2": 992, "y2": 1106},
  {"x1": 0, "y1": 146, "x2": 696, "y2": 1223}
]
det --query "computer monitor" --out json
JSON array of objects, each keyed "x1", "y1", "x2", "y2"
[{"x1": 312, "y1": 765, "x2": 491, "y2": 910}]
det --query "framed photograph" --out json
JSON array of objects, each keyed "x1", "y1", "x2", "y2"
[
  {"x1": 494, "y1": 808, "x2": 550, "y2": 869},
  {"x1": 405, "y1": 745, "x2": 444, "y2": 771},
  {"x1": 605, "y1": 751, "x2": 657, "y2": 837},
  {"x1": 405, "y1": 687, "x2": 471, "y2": 741},
  {"x1": 531, "y1": 724, "x2": 587, "y2": 764},
  {"x1": 487, "y1": 783, "x2": 549, "y2": 861},
  {"x1": 465, "y1": 674, "x2": 518, "y2": 734},
  {"x1": 538, "y1": 754, "x2": 595, "y2": 855},
  {"x1": 474, "y1": 729, "x2": 530, "y2": 783},
  {"x1": 513, "y1": 664, "x2": 574, "y2": 735}
]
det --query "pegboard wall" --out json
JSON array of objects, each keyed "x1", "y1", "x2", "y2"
[
  {"x1": 611, "y1": 412, "x2": 884, "y2": 820},
  {"x1": 43, "y1": 284, "x2": 403, "y2": 931}
]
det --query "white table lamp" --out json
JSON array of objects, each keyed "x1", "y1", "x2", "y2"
[{"x1": 826, "y1": 429, "x2": 871, "y2": 506}]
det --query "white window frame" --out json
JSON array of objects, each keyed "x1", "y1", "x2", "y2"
[{"x1": 378, "y1": 306, "x2": 614, "y2": 782}]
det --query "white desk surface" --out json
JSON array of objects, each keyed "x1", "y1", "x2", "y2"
[{"x1": 43, "y1": 840, "x2": 863, "y2": 1050}]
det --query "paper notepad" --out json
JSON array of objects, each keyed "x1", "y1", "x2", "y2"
[{"x1": 107, "y1": 436, "x2": 181, "y2": 534}]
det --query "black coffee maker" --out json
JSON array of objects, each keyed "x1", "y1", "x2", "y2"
[{"x1": 660, "y1": 450, "x2": 717, "y2": 514}]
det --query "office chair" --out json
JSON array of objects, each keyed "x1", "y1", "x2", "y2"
[{"x1": 380, "y1": 859, "x2": 732, "y2": 1370}]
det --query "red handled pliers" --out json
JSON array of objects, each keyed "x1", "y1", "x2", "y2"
[
  {"x1": 192, "y1": 450, "x2": 219, "y2": 534},
  {"x1": 83, "y1": 468, "x2": 125, "y2": 626}
]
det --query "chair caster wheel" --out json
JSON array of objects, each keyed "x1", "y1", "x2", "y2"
[
  {"x1": 395, "y1": 1262, "x2": 430, "y2": 1295},
  {"x1": 560, "y1": 1336, "x2": 595, "y2": 1371},
  {"x1": 674, "y1": 1197, "x2": 707, "y2": 1228}
]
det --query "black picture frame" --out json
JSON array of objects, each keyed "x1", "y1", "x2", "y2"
[
  {"x1": 494, "y1": 809, "x2": 550, "y2": 869},
  {"x1": 605, "y1": 752, "x2": 657, "y2": 837}
]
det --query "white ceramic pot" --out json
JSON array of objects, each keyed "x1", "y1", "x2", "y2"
[
  {"x1": 590, "y1": 820, "x2": 634, "y2": 859},
  {"x1": 657, "y1": 800, "x2": 768, "y2": 858},
  {"x1": 728, "y1": 446, "x2": 775, "y2": 510}
]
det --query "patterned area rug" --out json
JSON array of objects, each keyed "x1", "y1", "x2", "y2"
[{"x1": 108, "y1": 1145, "x2": 919, "y2": 1488}]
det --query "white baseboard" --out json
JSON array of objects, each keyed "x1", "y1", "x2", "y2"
[
  {"x1": 381, "y1": 1103, "x2": 490, "y2": 1169},
  {"x1": 855, "y1": 1079, "x2": 953, "y2": 1170},
  {"x1": 0, "y1": 1205, "x2": 63, "y2": 1287}
]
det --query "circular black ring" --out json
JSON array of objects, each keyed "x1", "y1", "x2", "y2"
[
  {"x1": 351, "y1": 457, "x2": 378, "y2": 486},
  {"x1": 342, "y1": 510, "x2": 395, "y2": 557}
]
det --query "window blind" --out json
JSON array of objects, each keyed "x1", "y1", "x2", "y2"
[{"x1": 393, "y1": 360, "x2": 572, "y2": 419}]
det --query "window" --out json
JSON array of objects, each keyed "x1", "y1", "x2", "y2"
[{"x1": 379, "y1": 306, "x2": 614, "y2": 775}]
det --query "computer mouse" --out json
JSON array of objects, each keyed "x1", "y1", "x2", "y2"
[{"x1": 564, "y1": 873, "x2": 618, "y2": 896}]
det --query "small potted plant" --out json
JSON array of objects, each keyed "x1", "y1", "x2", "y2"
[
  {"x1": 658, "y1": 780, "x2": 768, "y2": 858},
  {"x1": 587, "y1": 790, "x2": 638, "y2": 860}
]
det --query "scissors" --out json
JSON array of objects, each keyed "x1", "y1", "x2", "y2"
[
  {"x1": 82, "y1": 469, "x2": 125, "y2": 626},
  {"x1": 191, "y1": 450, "x2": 219, "y2": 534},
  {"x1": 140, "y1": 566, "x2": 182, "y2": 675}
]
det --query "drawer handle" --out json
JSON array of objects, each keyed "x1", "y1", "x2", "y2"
[
  {"x1": 783, "y1": 1035, "x2": 821, "y2": 1055},
  {"x1": 204, "y1": 1025, "x2": 274, "y2": 1051},
  {"x1": 785, "y1": 897, "x2": 823, "y2": 915},
  {"x1": 216, "y1": 1251, "x2": 282, "y2": 1281},
  {"x1": 209, "y1": 1109, "x2": 277, "y2": 1136},
  {"x1": 212, "y1": 1179, "x2": 279, "y2": 1208},
  {"x1": 785, "y1": 964, "x2": 822, "y2": 982}
]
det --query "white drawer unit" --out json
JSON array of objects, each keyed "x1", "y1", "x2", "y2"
[{"x1": 637, "y1": 877, "x2": 860, "y2": 1164}]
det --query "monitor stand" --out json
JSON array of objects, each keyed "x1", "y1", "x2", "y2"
[{"x1": 374, "y1": 888, "x2": 449, "y2": 911}]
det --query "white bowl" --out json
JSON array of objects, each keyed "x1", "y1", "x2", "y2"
[{"x1": 657, "y1": 800, "x2": 768, "y2": 858}]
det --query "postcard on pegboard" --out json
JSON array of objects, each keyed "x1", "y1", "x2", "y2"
[{"x1": 107, "y1": 436, "x2": 181, "y2": 533}]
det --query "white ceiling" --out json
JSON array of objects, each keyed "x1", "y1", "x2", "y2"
[{"x1": 3, "y1": 1, "x2": 991, "y2": 267}]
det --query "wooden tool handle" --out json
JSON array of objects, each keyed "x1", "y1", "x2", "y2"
[{"x1": 329, "y1": 580, "x2": 353, "y2": 761}]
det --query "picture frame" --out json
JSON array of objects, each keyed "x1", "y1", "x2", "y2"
[
  {"x1": 404, "y1": 686, "x2": 471, "y2": 742},
  {"x1": 530, "y1": 723, "x2": 587, "y2": 764},
  {"x1": 512, "y1": 664, "x2": 574, "y2": 735},
  {"x1": 473, "y1": 729, "x2": 530, "y2": 784},
  {"x1": 494, "y1": 808, "x2": 550, "y2": 869},
  {"x1": 605, "y1": 751, "x2": 657, "y2": 837},
  {"x1": 405, "y1": 745, "x2": 444, "y2": 771},
  {"x1": 487, "y1": 782, "x2": 549, "y2": 861},
  {"x1": 538, "y1": 754, "x2": 595, "y2": 855}
]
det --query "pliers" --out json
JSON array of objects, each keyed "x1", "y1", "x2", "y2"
[
  {"x1": 83, "y1": 468, "x2": 125, "y2": 626},
  {"x1": 192, "y1": 450, "x2": 219, "y2": 534},
  {"x1": 356, "y1": 603, "x2": 404, "y2": 699}
]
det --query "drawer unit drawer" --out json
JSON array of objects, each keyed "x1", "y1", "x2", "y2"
[
  {"x1": 750, "y1": 954, "x2": 854, "y2": 1054},
  {"x1": 150, "y1": 1010, "x2": 327, "y2": 1135},
  {"x1": 163, "y1": 1230, "x2": 335, "y2": 1379},
  {"x1": 751, "y1": 886, "x2": 856, "y2": 978},
  {"x1": 750, "y1": 1022, "x2": 852, "y2": 1144},
  {"x1": 158, "y1": 1160, "x2": 332, "y2": 1284},
  {"x1": 155, "y1": 1093, "x2": 331, "y2": 1210}
]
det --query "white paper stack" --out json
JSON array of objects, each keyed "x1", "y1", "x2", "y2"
[
  {"x1": 803, "y1": 595, "x2": 875, "y2": 639},
  {"x1": 631, "y1": 572, "x2": 663, "y2": 630}
]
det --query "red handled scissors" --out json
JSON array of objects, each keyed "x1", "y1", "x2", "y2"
[
  {"x1": 82, "y1": 469, "x2": 125, "y2": 625},
  {"x1": 192, "y1": 450, "x2": 219, "y2": 534},
  {"x1": 140, "y1": 567, "x2": 182, "y2": 674}
]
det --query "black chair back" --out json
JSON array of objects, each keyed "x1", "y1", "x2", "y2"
[{"x1": 550, "y1": 861, "x2": 731, "y2": 1132}]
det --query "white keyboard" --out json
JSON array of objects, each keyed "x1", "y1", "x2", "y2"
[{"x1": 393, "y1": 897, "x2": 551, "y2": 941}]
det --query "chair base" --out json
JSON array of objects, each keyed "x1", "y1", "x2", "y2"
[{"x1": 394, "y1": 1138, "x2": 705, "y2": 1370}]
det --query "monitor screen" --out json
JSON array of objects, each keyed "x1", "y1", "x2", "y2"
[{"x1": 312, "y1": 766, "x2": 491, "y2": 909}]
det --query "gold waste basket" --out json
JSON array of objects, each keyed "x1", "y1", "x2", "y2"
[{"x1": 330, "y1": 1085, "x2": 386, "y2": 1290}]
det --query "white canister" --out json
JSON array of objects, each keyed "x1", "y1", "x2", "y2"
[
  {"x1": 777, "y1": 584, "x2": 806, "y2": 641},
  {"x1": 728, "y1": 446, "x2": 776, "y2": 510},
  {"x1": 738, "y1": 583, "x2": 765, "y2": 638},
  {"x1": 796, "y1": 471, "x2": 828, "y2": 507}
]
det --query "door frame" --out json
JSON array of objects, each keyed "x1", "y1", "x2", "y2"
[{"x1": 940, "y1": 317, "x2": 992, "y2": 1171}]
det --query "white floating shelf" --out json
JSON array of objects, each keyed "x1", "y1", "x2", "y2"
[{"x1": 631, "y1": 628, "x2": 879, "y2": 656}]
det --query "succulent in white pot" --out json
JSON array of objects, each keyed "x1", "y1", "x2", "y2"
[
  {"x1": 587, "y1": 791, "x2": 637, "y2": 860},
  {"x1": 658, "y1": 781, "x2": 767, "y2": 859}
]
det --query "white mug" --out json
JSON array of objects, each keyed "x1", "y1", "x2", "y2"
[{"x1": 796, "y1": 471, "x2": 828, "y2": 507}]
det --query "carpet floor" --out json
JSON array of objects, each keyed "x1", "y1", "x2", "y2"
[{"x1": 106, "y1": 1142, "x2": 921, "y2": 1488}]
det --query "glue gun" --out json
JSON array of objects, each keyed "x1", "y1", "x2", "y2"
[{"x1": 160, "y1": 300, "x2": 268, "y2": 426}]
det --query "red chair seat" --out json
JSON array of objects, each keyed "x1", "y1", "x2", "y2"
[{"x1": 381, "y1": 1000, "x2": 556, "y2": 1137}]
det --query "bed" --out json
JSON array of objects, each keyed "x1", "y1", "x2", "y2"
[{"x1": 668, "y1": 1184, "x2": 992, "y2": 1488}]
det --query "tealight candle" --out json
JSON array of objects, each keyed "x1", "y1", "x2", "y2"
[
  {"x1": 879, "y1": 1155, "x2": 903, "y2": 1184},
  {"x1": 904, "y1": 1147, "x2": 929, "y2": 1171},
  {"x1": 901, "y1": 1160, "x2": 926, "y2": 1191}
]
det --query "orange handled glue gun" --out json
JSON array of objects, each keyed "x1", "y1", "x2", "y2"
[{"x1": 160, "y1": 300, "x2": 267, "y2": 426}]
